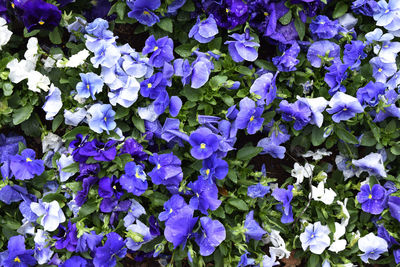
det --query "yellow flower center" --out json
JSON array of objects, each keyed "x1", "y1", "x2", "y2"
[
  {"x1": 343, "y1": 108, "x2": 347, "y2": 111},
  {"x1": 250, "y1": 116, "x2": 254, "y2": 122},
  {"x1": 104, "y1": 117, "x2": 107, "y2": 121},
  {"x1": 385, "y1": 9, "x2": 390, "y2": 13},
  {"x1": 157, "y1": 164, "x2": 161, "y2": 169},
  {"x1": 86, "y1": 84, "x2": 90, "y2": 89},
  {"x1": 153, "y1": 46, "x2": 158, "y2": 51},
  {"x1": 311, "y1": 234, "x2": 314, "y2": 238},
  {"x1": 135, "y1": 171, "x2": 141, "y2": 178},
  {"x1": 368, "y1": 194, "x2": 372, "y2": 199},
  {"x1": 26, "y1": 158, "x2": 32, "y2": 162},
  {"x1": 226, "y1": 8, "x2": 229, "y2": 13},
  {"x1": 169, "y1": 208, "x2": 173, "y2": 213},
  {"x1": 200, "y1": 143, "x2": 206, "y2": 149},
  {"x1": 378, "y1": 68, "x2": 383, "y2": 72},
  {"x1": 11, "y1": 2, "x2": 15, "y2": 8},
  {"x1": 14, "y1": 257, "x2": 21, "y2": 263},
  {"x1": 147, "y1": 83, "x2": 152, "y2": 88},
  {"x1": 143, "y1": 11, "x2": 150, "y2": 15},
  {"x1": 264, "y1": 12, "x2": 269, "y2": 16},
  {"x1": 39, "y1": 20, "x2": 45, "y2": 25},
  {"x1": 205, "y1": 169, "x2": 210, "y2": 175}
]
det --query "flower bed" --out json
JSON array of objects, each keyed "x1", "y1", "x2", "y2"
[{"x1": 0, "y1": 0, "x2": 400, "y2": 266}]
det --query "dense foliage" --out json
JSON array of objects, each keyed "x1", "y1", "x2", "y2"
[{"x1": 1, "y1": 0, "x2": 400, "y2": 266}]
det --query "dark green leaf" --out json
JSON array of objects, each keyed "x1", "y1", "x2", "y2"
[
  {"x1": 237, "y1": 146, "x2": 263, "y2": 161},
  {"x1": 132, "y1": 116, "x2": 145, "y2": 133},
  {"x1": 12, "y1": 104, "x2": 33, "y2": 125},
  {"x1": 49, "y1": 27, "x2": 62, "y2": 44},
  {"x1": 294, "y1": 17, "x2": 305, "y2": 40},
  {"x1": 157, "y1": 18, "x2": 173, "y2": 33},
  {"x1": 61, "y1": 162, "x2": 80, "y2": 174},
  {"x1": 311, "y1": 127, "x2": 325, "y2": 146},
  {"x1": 334, "y1": 126, "x2": 358, "y2": 144},
  {"x1": 228, "y1": 198, "x2": 248, "y2": 211},
  {"x1": 332, "y1": 2, "x2": 349, "y2": 19},
  {"x1": 279, "y1": 10, "x2": 292, "y2": 25}
]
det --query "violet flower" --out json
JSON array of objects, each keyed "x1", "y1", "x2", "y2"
[
  {"x1": 224, "y1": 33, "x2": 259, "y2": 62},
  {"x1": 200, "y1": 154, "x2": 228, "y2": 184},
  {"x1": 87, "y1": 103, "x2": 116, "y2": 134},
  {"x1": 272, "y1": 42, "x2": 300, "y2": 72},
  {"x1": 326, "y1": 92, "x2": 364, "y2": 123},
  {"x1": 357, "y1": 184, "x2": 387, "y2": 214},
  {"x1": 148, "y1": 152, "x2": 183, "y2": 188},
  {"x1": 1, "y1": 235, "x2": 36, "y2": 266},
  {"x1": 309, "y1": 15, "x2": 339, "y2": 40},
  {"x1": 188, "y1": 178, "x2": 221, "y2": 215},
  {"x1": 21, "y1": 0, "x2": 61, "y2": 32},
  {"x1": 127, "y1": 0, "x2": 160, "y2": 26},
  {"x1": 10, "y1": 148, "x2": 44, "y2": 181},
  {"x1": 195, "y1": 217, "x2": 226, "y2": 256},
  {"x1": 76, "y1": 72, "x2": 104, "y2": 100},
  {"x1": 235, "y1": 97, "x2": 264, "y2": 134},
  {"x1": 244, "y1": 210, "x2": 267, "y2": 242},
  {"x1": 357, "y1": 81, "x2": 386, "y2": 107},
  {"x1": 247, "y1": 183, "x2": 270, "y2": 198},
  {"x1": 189, "y1": 127, "x2": 219, "y2": 160},
  {"x1": 142, "y1": 35, "x2": 174, "y2": 68},
  {"x1": 119, "y1": 162, "x2": 148, "y2": 196},
  {"x1": 272, "y1": 185, "x2": 294, "y2": 223},
  {"x1": 300, "y1": 221, "x2": 331, "y2": 254},
  {"x1": 164, "y1": 207, "x2": 198, "y2": 248},
  {"x1": 278, "y1": 100, "x2": 312, "y2": 131},
  {"x1": 352, "y1": 152, "x2": 387, "y2": 177},
  {"x1": 388, "y1": 196, "x2": 400, "y2": 222},
  {"x1": 93, "y1": 232, "x2": 127, "y2": 267},
  {"x1": 189, "y1": 15, "x2": 219, "y2": 43},
  {"x1": 159, "y1": 194, "x2": 190, "y2": 222},
  {"x1": 307, "y1": 40, "x2": 340, "y2": 68}
]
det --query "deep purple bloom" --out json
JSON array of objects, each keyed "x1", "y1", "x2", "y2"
[
  {"x1": 257, "y1": 124, "x2": 290, "y2": 159},
  {"x1": 357, "y1": 81, "x2": 386, "y2": 107},
  {"x1": 188, "y1": 178, "x2": 221, "y2": 215},
  {"x1": 374, "y1": 89, "x2": 400, "y2": 122},
  {"x1": 189, "y1": 127, "x2": 219, "y2": 160},
  {"x1": 272, "y1": 185, "x2": 294, "y2": 223},
  {"x1": 307, "y1": 40, "x2": 340, "y2": 68},
  {"x1": 388, "y1": 196, "x2": 400, "y2": 222},
  {"x1": 326, "y1": 92, "x2": 364, "y2": 123},
  {"x1": 272, "y1": 42, "x2": 300, "y2": 72},
  {"x1": 164, "y1": 207, "x2": 198, "y2": 248},
  {"x1": 278, "y1": 100, "x2": 312, "y2": 131},
  {"x1": 0, "y1": 185, "x2": 30, "y2": 204},
  {"x1": 159, "y1": 194, "x2": 190, "y2": 222},
  {"x1": 79, "y1": 139, "x2": 117, "y2": 162},
  {"x1": 309, "y1": 15, "x2": 339, "y2": 40},
  {"x1": 120, "y1": 162, "x2": 148, "y2": 196},
  {"x1": 370, "y1": 57, "x2": 397, "y2": 83},
  {"x1": 0, "y1": 134, "x2": 25, "y2": 163},
  {"x1": 148, "y1": 152, "x2": 183, "y2": 188},
  {"x1": 202, "y1": 0, "x2": 248, "y2": 29},
  {"x1": 127, "y1": 0, "x2": 160, "y2": 26},
  {"x1": 10, "y1": 149, "x2": 44, "y2": 180},
  {"x1": 21, "y1": 0, "x2": 61, "y2": 32},
  {"x1": 195, "y1": 217, "x2": 226, "y2": 256},
  {"x1": 200, "y1": 154, "x2": 228, "y2": 183},
  {"x1": 120, "y1": 138, "x2": 148, "y2": 161},
  {"x1": 247, "y1": 183, "x2": 270, "y2": 198},
  {"x1": 224, "y1": 33, "x2": 259, "y2": 62},
  {"x1": 93, "y1": 232, "x2": 127, "y2": 267},
  {"x1": 357, "y1": 184, "x2": 386, "y2": 214},
  {"x1": 69, "y1": 134, "x2": 90, "y2": 163},
  {"x1": 244, "y1": 210, "x2": 267, "y2": 242},
  {"x1": 189, "y1": 15, "x2": 219, "y2": 43},
  {"x1": 76, "y1": 231, "x2": 103, "y2": 253},
  {"x1": 169, "y1": 96, "x2": 182, "y2": 117},
  {"x1": 237, "y1": 250, "x2": 256, "y2": 266},
  {"x1": 98, "y1": 175, "x2": 124, "y2": 212},
  {"x1": 235, "y1": 97, "x2": 264, "y2": 134},
  {"x1": 142, "y1": 35, "x2": 174, "y2": 68},
  {"x1": 54, "y1": 221, "x2": 78, "y2": 252},
  {"x1": 324, "y1": 62, "x2": 349, "y2": 95}
]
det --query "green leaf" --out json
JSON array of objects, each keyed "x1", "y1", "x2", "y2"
[
  {"x1": 334, "y1": 126, "x2": 358, "y2": 144},
  {"x1": 311, "y1": 127, "x2": 325, "y2": 146},
  {"x1": 79, "y1": 199, "x2": 99, "y2": 217},
  {"x1": 227, "y1": 198, "x2": 248, "y2": 211},
  {"x1": 294, "y1": 17, "x2": 305, "y2": 41},
  {"x1": 52, "y1": 113, "x2": 63, "y2": 132},
  {"x1": 254, "y1": 59, "x2": 277, "y2": 71},
  {"x1": 12, "y1": 104, "x2": 33, "y2": 125},
  {"x1": 236, "y1": 66, "x2": 253, "y2": 76},
  {"x1": 391, "y1": 145, "x2": 400, "y2": 155},
  {"x1": 2, "y1": 82, "x2": 13, "y2": 96},
  {"x1": 157, "y1": 18, "x2": 173, "y2": 33},
  {"x1": 62, "y1": 162, "x2": 80, "y2": 174},
  {"x1": 307, "y1": 254, "x2": 320, "y2": 267},
  {"x1": 175, "y1": 43, "x2": 193, "y2": 58},
  {"x1": 236, "y1": 146, "x2": 263, "y2": 161},
  {"x1": 132, "y1": 116, "x2": 145, "y2": 133},
  {"x1": 42, "y1": 193, "x2": 67, "y2": 204},
  {"x1": 49, "y1": 27, "x2": 62, "y2": 45},
  {"x1": 279, "y1": 10, "x2": 292, "y2": 25},
  {"x1": 360, "y1": 132, "x2": 376, "y2": 146},
  {"x1": 332, "y1": 2, "x2": 349, "y2": 19},
  {"x1": 62, "y1": 126, "x2": 90, "y2": 141},
  {"x1": 115, "y1": 2, "x2": 126, "y2": 20}
]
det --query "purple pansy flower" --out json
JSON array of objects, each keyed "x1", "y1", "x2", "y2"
[
  {"x1": 10, "y1": 148, "x2": 44, "y2": 180},
  {"x1": 93, "y1": 232, "x2": 127, "y2": 267},
  {"x1": 202, "y1": 0, "x2": 248, "y2": 29},
  {"x1": 195, "y1": 217, "x2": 226, "y2": 256},
  {"x1": 200, "y1": 154, "x2": 228, "y2": 184},
  {"x1": 164, "y1": 207, "x2": 198, "y2": 248},
  {"x1": 357, "y1": 81, "x2": 386, "y2": 107},
  {"x1": 272, "y1": 42, "x2": 300, "y2": 72},
  {"x1": 87, "y1": 104, "x2": 116, "y2": 134},
  {"x1": 76, "y1": 72, "x2": 104, "y2": 100},
  {"x1": 244, "y1": 210, "x2": 267, "y2": 242},
  {"x1": 247, "y1": 183, "x2": 270, "y2": 198},
  {"x1": 388, "y1": 196, "x2": 400, "y2": 222},
  {"x1": 324, "y1": 62, "x2": 349, "y2": 95},
  {"x1": 352, "y1": 152, "x2": 387, "y2": 177},
  {"x1": 235, "y1": 97, "x2": 264, "y2": 135},
  {"x1": 309, "y1": 15, "x2": 339, "y2": 40},
  {"x1": 370, "y1": 57, "x2": 397, "y2": 83},
  {"x1": 188, "y1": 178, "x2": 221, "y2": 215},
  {"x1": 300, "y1": 221, "x2": 331, "y2": 254},
  {"x1": 357, "y1": 184, "x2": 387, "y2": 214},
  {"x1": 127, "y1": 0, "x2": 161, "y2": 26},
  {"x1": 21, "y1": 0, "x2": 61, "y2": 32},
  {"x1": 343, "y1": 40, "x2": 367, "y2": 69},
  {"x1": 224, "y1": 33, "x2": 259, "y2": 62},
  {"x1": 159, "y1": 194, "x2": 190, "y2": 222},
  {"x1": 148, "y1": 152, "x2": 183, "y2": 188},
  {"x1": 326, "y1": 92, "x2": 364, "y2": 123},
  {"x1": 120, "y1": 162, "x2": 148, "y2": 196},
  {"x1": 189, "y1": 15, "x2": 219, "y2": 43},
  {"x1": 142, "y1": 35, "x2": 174, "y2": 68},
  {"x1": 272, "y1": 185, "x2": 294, "y2": 223},
  {"x1": 189, "y1": 127, "x2": 219, "y2": 160},
  {"x1": 54, "y1": 221, "x2": 78, "y2": 252},
  {"x1": 278, "y1": 100, "x2": 312, "y2": 131},
  {"x1": 307, "y1": 40, "x2": 340, "y2": 68},
  {"x1": 1, "y1": 235, "x2": 36, "y2": 266}
]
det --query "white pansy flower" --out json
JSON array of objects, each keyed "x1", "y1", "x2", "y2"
[
  {"x1": 27, "y1": 71, "x2": 50, "y2": 92},
  {"x1": 302, "y1": 148, "x2": 332, "y2": 161},
  {"x1": 262, "y1": 230, "x2": 291, "y2": 259},
  {"x1": 292, "y1": 162, "x2": 314, "y2": 184},
  {"x1": 0, "y1": 17, "x2": 12, "y2": 50},
  {"x1": 138, "y1": 102, "x2": 159, "y2": 122},
  {"x1": 337, "y1": 198, "x2": 350, "y2": 226},
  {"x1": 310, "y1": 182, "x2": 337, "y2": 205},
  {"x1": 24, "y1": 37, "x2": 39, "y2": 64},
  {"x1": 6, "y1": 59, "x2": 33, "y2": 83},
  {"x1": 329, "y1": 222, "x2": 347, "y2": 253}
]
